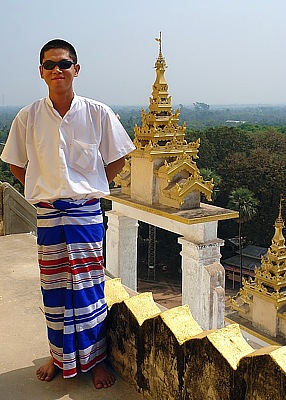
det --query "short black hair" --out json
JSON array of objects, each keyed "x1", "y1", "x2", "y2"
[{"x1": 40, "y1": 39, "x2": 78, "y2": 64}]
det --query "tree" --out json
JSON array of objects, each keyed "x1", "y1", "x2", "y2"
[
  {"x1": 200, "y1": 168, "x2": 221, "y2": 200},
  {"x1": 221, "y1": 132, "x2": 286, "y2": 245},
  {"x1": 227, "y1": 187, "x2": 259, "y2": 288},
  {"x1": 193, "y1": 102, "x2": 210, "y2": 112},
  {"x1": 185, "y1": 126, "x2": 254, "y2": 172}
]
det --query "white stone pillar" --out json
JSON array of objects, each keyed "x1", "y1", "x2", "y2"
[
  {"x1": 105, "y1": 210, "x2": 139, "y2": 291},
  {"x1": 178, "y1": 229, "x2": 225, "y2": 330}
]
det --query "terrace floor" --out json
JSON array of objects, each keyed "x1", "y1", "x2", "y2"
[
  {"x1": 0, "y1": 233, "x2": 142, "y2": 400},
  {"x1": 1, "y1": 233, "x2": 281, "y2": 400}
]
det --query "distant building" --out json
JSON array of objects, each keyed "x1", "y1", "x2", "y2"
[
  {"x1": 225, "y1": 120, "x2": 247, "y2": 124},
  {"x1": 223, "y1": 244, "x2": 267, "y2": 287}
]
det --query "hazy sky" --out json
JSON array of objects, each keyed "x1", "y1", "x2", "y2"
[{"x1": 1, "y1": 0, "x2": 286, "y2": 107}]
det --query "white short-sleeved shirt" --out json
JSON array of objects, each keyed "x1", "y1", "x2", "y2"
[{"x1": 0, "y1": 95, "x2": 135, "y2": 204}]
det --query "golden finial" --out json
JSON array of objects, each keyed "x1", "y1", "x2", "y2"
[
  {"x1": 278, "y1": 194, "x2": 284, "y2": 219},
  {"x1": 275, "y1": 193, "x2": 285, "y2": 226},
  {"x1": 155, "y1": 32, "x2": 162, "y2": 55}
]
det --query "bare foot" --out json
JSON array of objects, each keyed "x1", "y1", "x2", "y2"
[
  {"x1": 91, "y1": 362, "x2": 116, "y2": 389},
  {"x1": 36, "y1": 357, "x2": 58, "y2": 382}
]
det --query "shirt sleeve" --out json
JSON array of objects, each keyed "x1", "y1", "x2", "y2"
[
  {"x1": 99, "y1": 106, "x2": 135, "y2": 164},
  {"x1": 0, "y1": 109, "x2": 28, "y2": 168}
]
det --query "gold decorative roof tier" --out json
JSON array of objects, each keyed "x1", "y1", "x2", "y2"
[
  {"x1": 114, "y1": 33, "x2": 213, "y2": 209},
  {"x1": 230, "y1": 195, "x2": 286, "y2": 339},
  {"x1": 134, "y1": 32, "x2": 185, "y2": 145}
]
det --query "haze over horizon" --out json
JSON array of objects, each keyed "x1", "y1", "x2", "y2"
[{"x1": 1, "y1": 0, "x2": 286, "y2": 107}]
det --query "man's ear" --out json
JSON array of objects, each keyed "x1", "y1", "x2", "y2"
[
  {"x1": 39, "y1": 65, "x2": 44, "y2": 79},
  {"x1": 74, "y1": 64, "x2": 80, "y2": 77}
]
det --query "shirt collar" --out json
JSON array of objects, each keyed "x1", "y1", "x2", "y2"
[
  {"x1": 70, "y1": 93, "x2": 78, "y2": 109},
  {"x1": 45, "y1": 96, "x2": 53, "y2": 108},
  {"x1": 45, "y1": 93, "x2": 78, "y2": 110}
]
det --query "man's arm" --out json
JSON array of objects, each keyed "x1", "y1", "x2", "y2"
[
  {"x1": 105, "y1": 157, "x2": 125, "y2": 184},
  {"x1": 10, "y1": 164, "x2": 25, "y2": 185}
]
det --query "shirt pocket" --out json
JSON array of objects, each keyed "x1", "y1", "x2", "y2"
[{"x1": 69, "y1": 139, "x2": 98, "y2": 173}]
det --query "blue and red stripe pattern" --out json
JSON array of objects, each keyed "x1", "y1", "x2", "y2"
[{"x1": 36, "y1": 198, "x2": 107, "y2": 378}]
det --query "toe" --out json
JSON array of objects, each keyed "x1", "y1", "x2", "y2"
[
  {"x1": 92, "y1": 362, "x2": 116, "y2": 389},
  {"x1": 36, "y1": 368, "x2": 44, "y2": 381}
]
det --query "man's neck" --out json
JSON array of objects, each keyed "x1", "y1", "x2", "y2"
[{"x1": 49, "y1": 91, "x2": 74, "y2": 118}]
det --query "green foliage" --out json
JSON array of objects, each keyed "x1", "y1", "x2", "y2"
[
  {"x1": 200, "y1": 168, "x2": 221, "y2": 185},
  {"x1": 227, "y1": 187, "x2": 259, "y2": 223},
  {"x1": 112, "y1": 106, "x2": 141, "y2": 139},
  {"x1": 189, "y1": 126, "x2": 285, "y2": 246},
  {"x1": 200, "y1": 168, "x2": 221, "y2": 200},
  {"x1": 227, "y1": 187, "x2": 259, "y2": 287},
  {"x1": 185, "y1": 126, "x2": 254, "y2": 171}
]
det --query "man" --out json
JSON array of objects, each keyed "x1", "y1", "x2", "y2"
[{"x1": 1, "y1": 39, "x2": 135, "y2": 389}]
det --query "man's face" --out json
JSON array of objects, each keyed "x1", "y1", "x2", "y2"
[{"x1": 39, "y1": 48, "x2": 80, "y2": 94}]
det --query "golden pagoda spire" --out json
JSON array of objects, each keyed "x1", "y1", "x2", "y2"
[
  {"x1": 231, "y1": 194, "x2": 286, "y2": 310},
  {"x1": 271, "y1": 194, "x2": 285, "y2": 249}
]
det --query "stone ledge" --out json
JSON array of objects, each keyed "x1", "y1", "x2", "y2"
[{"x1": 106, "y1": 188, "x2": 239, "y2": 225}]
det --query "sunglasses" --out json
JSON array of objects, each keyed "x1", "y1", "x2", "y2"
[{"x1": 41, "y1": 60, "x2": 76, "y2": 70}]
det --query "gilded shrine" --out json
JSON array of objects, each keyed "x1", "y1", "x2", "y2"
[
  {"x1": 105, "y1": 34, "x2": 238, "y2": 330},
  {"x1": 231, "y1": 195, "x2": 286, "y2": 338},
  {"x1": 114, "y1": 32, "x2": 213, "y2": 209}
]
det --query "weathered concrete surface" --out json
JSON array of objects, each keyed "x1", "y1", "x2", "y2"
[
  {"x1": 182, "y1": 324, "x2": 253, "y2": 400},
  {"x1": 0, "y1": 233, "x2": 142, "y2": 400},
  {"x1": 107, "y1": 292, "x2": 162, "y2": 390},
  {"x1": 141, "y1": 305, "x2": 203, "y2": 400},
  {"x1": 239, "y1": 346, "x2": 286, "y2": 400},
  {"x1": 106, "y1": 279, "x2": 286, "y2": 400},
  {"x1": 0, "y1": 182, "x2": 37, "y2": 235}
]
